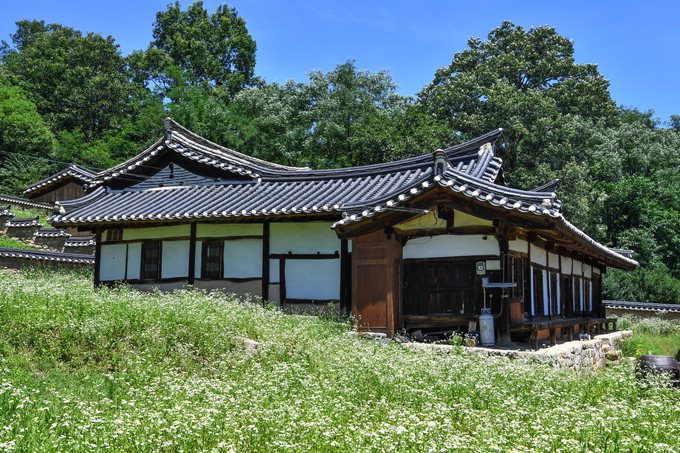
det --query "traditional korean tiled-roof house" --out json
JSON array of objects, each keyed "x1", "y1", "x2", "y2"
[
  {"x1": 50, "y1": 118, "x2": 637, "y2": 344},
  {"x1": 24, "y1": 163, "x2": 97, "y2": 204}
]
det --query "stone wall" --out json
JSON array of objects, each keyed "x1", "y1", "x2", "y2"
[{"x1": 407, "y1": 330, "x2": 632, "y2": 371}]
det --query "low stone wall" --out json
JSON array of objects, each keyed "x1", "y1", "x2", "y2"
[{"x1": 407, "y1": 330, "x2": 632, "y2": 371}]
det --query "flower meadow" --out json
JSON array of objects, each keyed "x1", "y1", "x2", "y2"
[{"x1": 0, "y1": 269, "x2": 678, "y2": 452}]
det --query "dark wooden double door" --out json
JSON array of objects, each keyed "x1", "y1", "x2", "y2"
[{"x1": 403, "y1": 259, "x2": 482, "y2": 317}]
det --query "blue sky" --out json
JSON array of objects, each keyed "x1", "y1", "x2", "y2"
[{"x1": 1, "y1": 0, "x2": 678, "y2": 122}]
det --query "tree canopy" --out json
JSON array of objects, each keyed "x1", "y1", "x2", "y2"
[{"x1": 0, "y1": 10, "x2": 678, "y2": 303}]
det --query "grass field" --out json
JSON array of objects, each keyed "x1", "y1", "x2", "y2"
[
  {"x1": 618, "y1": 316, "x2": 680, "y2": 359},
  {"x1": 0, "y1": 237, "x2": 35, "y2": 249},
  {"x1": 0, "y1": 269, "x2": 678, "y2": 451}
]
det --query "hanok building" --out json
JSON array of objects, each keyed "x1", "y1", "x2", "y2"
[
  {"x1": 24, "y1": 163, "x2": 97, "y2": 204},
  {"x1": 50, "y1": 119, "x2": 637, "y2": 345}
]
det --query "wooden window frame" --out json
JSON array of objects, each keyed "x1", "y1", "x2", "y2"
[
  {"x1": 201, "y1": 240, "x2": 224, "y2": 280},
  {"x1": 140, "y1": 240, "x2": 162, "y2": 281}
]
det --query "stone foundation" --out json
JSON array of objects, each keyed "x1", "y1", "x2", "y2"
[{"x1": 407, "y1": 330, "x2": 632, "y2": 371}]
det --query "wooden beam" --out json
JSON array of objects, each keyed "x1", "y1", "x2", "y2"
[
  {"x1": 262, "y1": 221, "x2": 270, "y2": 302},
  {"x1": 94, "y1": 226, "x2": 102, "y2": 288},
  {"x1": 269, "y1": 252, "x2": 339, "y2": 260}
]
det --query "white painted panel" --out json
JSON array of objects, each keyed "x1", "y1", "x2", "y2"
[
  {"x1": 194, "y1": 241, "x2": 202, "y2": 279},
  {"x1": 509, "y1": 239, "x2": 528, "y2": 253},
  {"x1": 270, "y1": 222, "x2": 339, "y2": 254},
  {"x1": 548, "y1": 252, "x2": 559, "y2": 269},
  {"x1": 162, "y1": 240, "x2": 189, "y2": 279},
  {"x1": 580, "y1": 279, "x2": 585, "y2": 311},
  {"x1": 285, "y1": 259, "x2": 340, "y2": 300},
  {"x1": 126, "y1": 242, "x2": 141, "y2": 280},
  {"x1": 530, "y1": 244, "x2": 547, "y2": 266},
  {"x1": 403, "y1": 235, "x2": 499, "y2": 259},
  {"x1": 269, "y1": 259, "x2": 279, "y2": 283},
  {"x1": 486, "y1": 260, "x2": 501, "y2": 271},
  {"x1": 100, "y1": 244, "x2": 127, "y2": 281},
  {"x1": 224, "y1": 239, "x2": 262, "y2": 278},
  {"x1": 348, "y1": 240, "x2": 352, "y2": 253},
  {"x1": 556, "y1": 278, "x2": 561, "y2": 315},
  {"x1": 197, "y1": 223, "x2": 262, "y2": 238},
  {"x1": 584, "y1": 264, "x2": 592, "y2": 279},
  {"x1": 573, "y1": 260, "x2": 583, "y2": 276},
  {"x1": 123, "y1": 224, "x2": 189, "y2": 240},
  {"x1": 560, "y1": 256, "x2": 572, "y2": 273},
  {"x1": 542, "y1": 269, "x2": 549, "y2": 315},
  {"x1": 529, "y1": 267, "x2": 535, "y2": 315},
  {"x1": 593, "y1": 266, "x2": 601, "y2": 275}
]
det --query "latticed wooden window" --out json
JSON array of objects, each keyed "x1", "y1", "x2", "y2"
[
  {"x1": 107, "y1": 228, "x2": 122, "y2": 241},
  {"x1": 202, "y1": 241, "x2": 223, "y2": 279},
  {"x1": 141, "y1": 241, "x2": 161, "y2": 280}
]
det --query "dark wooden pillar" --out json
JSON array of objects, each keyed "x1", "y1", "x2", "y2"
[
  {"x1": 262, "y1": 222, "x2": 270, "y2": 302},
  {"x1": 188, "y1": 222, "x2": 197, "y2": 285},
  {"x1": 340, "y1": 238, "x2": 351, "y2": 314},
  {"x1": 278, "y1": 258, "x2": 286, "y2": 308},
  {"x1": 498, "y1": 238, "x2": 511, "y2": 344},
  {"x1": 94, "y1": 226, "x2": 102, "y2": 288}
]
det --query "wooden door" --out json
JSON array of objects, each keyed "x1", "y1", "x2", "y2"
[{"x1": 351, "y1": 230, "x2": 402, "y2": 335}]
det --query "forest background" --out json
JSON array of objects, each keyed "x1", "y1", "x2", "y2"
[{"x1": 0, "y1": 1, "x2": 678, "y2": 303}]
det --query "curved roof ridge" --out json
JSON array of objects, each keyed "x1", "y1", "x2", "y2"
[
  {"x1": 164, "y1": 118, "x2": 310, "y2": 172},
  {"x1": 259, "y1": 128, "x2": 505, "y2": 181}
]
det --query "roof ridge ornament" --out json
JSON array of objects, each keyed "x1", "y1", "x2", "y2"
[
  {"x1": 478, "y1": 142, "x2": 494, "y2": 156},
  {"x1": 433, "y1": 149, "x2": 449, "y2": 177}
]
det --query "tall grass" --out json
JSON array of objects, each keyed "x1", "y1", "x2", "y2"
[
  {"x1": 618, "y1": 315, "x2": 680, "y2": 358},
  {"x1": 0, "y1": 269, "x2": 678, "y2": 451}
]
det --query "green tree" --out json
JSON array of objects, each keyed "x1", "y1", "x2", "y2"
[
  {"x1": 0, "y1": 75, "x2": 53, "y2": 156},
  {"x1": 418, "y1": 21, "x2": 618, "y2": 180},
  {"x1": 1, "y1": 20, "x2": 139, "y2": 142},
  {"x1": 134, "y1": 0, "x2": 257, "y2": 98}
]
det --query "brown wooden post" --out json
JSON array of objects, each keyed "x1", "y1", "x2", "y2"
[
  {"x1": 340, "y1": 238, "x2": 350, "y2": 314},
  {"x1": 498, "y1": 237, "x2": 511, "y2": 344},
  {"x1": 94, "y1": 226, "x2": 102, "y2": 288},
  {"x1": 278, "y1": 258, "x2": 286, "y2": 308},
  {"x1": 262, "y1": 222, "x2": 270, "y2": 302},
  {"x1": 187, "y1": 222, "x2": 196, "y2": 285}
]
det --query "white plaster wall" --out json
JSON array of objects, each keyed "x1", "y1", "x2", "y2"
[
  {"x1": 270, "y1": 222, "x2": 340, "y2": 254},
  {"x1": 161, "y1": 240, "x2": 189, "y2": 279},
  {"x1": 197, "y1": 223, "x2": 262, "y2": 238},
  {"x1": 224, "y1": 239, "x2": 262, "y2": 278},
  {"x1": 584, "y1": 264, "x2": 592, "y2": 279},
  {"x1": 530, "y1": 244, "x2": 547, "y2": 266},
  {"x1": 285, "y1": 259, "x2": 340, "y2": 300},
  {"x1": 100, "y1": 244, "x2": 127, "y2": 281},
  {"x1": 268, "y1": 222, "x2": 341, "y2": 299},
  {"x1": 123, "y1": 224, "x2": 189, "y2": 240},
  {"x1": 194, "y1": 242, "x2": 202, "y2": 278},
  {"x1": 548, "y1": 252, "x2": 559, "y2": 269},
  {"x1": 486, "y1": 259, "x2": 501, "y2": 271},
  {"x1": 509, "y1": 239, "x2": 528, "y2": 254},
  {"x1": 593, "y1": 266, "x2": 601, "y2": 275},
  {"x1": 403, "y1": 235, "x2": 499, "y2": 259},
  {"x1": 126, "y1": 242, "x2": 141, "y2": 280},
  {"x1": 573, "y1": 260, "x2": 583, "y2": 276},
  {"x1": 561, "y1": 256, "x2": 573, "y2": 274}
]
